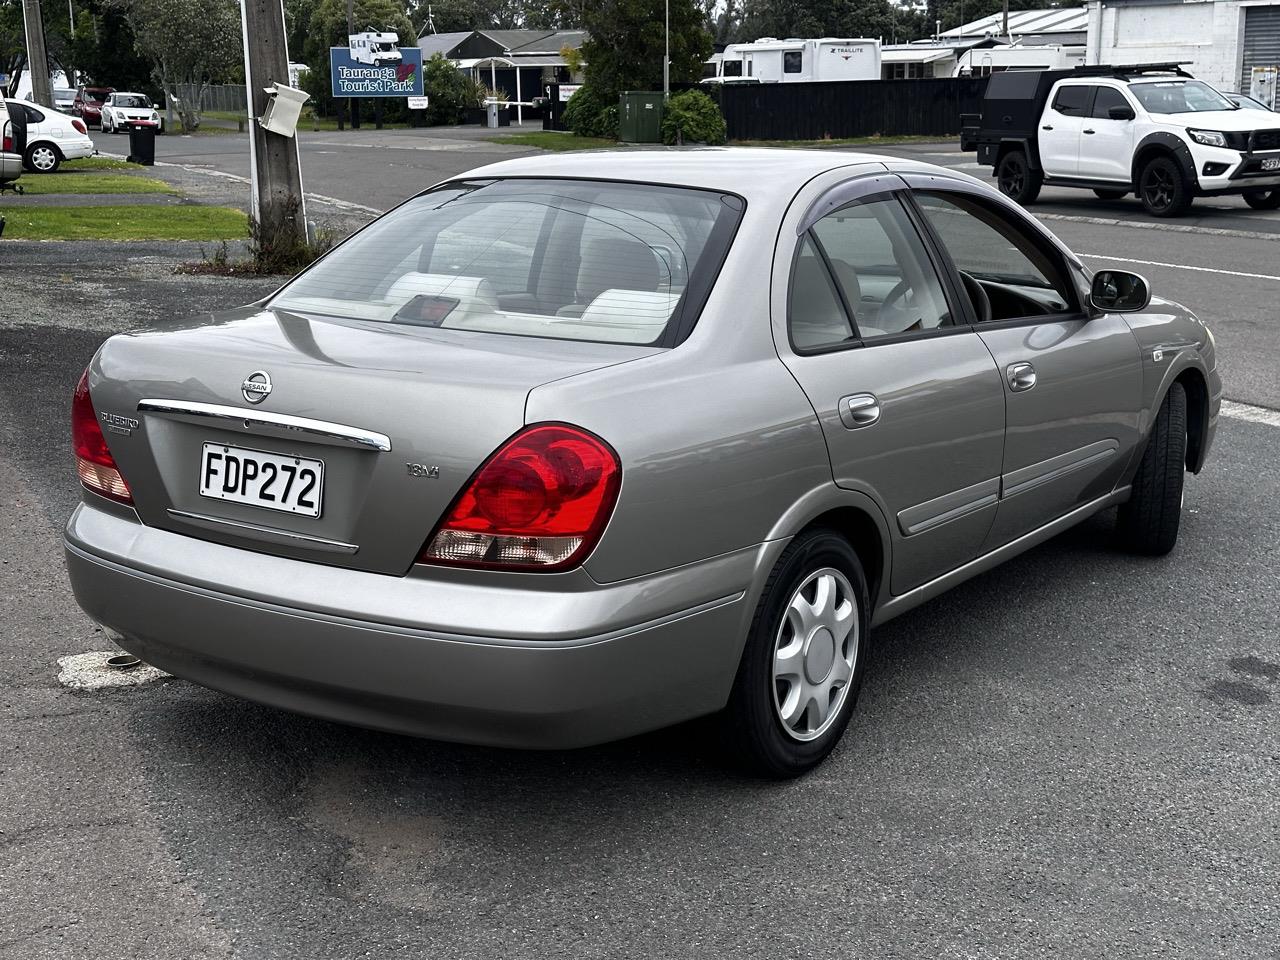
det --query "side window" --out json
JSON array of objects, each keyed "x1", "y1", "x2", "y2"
[
  {"x1": 783, "y1": 51, "x2": 802, "y2": 74},
  {"x1": 914, "y1": 192, "x2": 1076, "y2": 322},
  {"x1": 789, "y1": 236, "x2": 853, "y2": 350},
  {"x1": 1051, "y1": 85, "x2": 1092, "y2": 117},
  {"x1": 1091, "y1": 86, "x2": 1131, "y2": 119},
  {"x1": 25, "y1": 105, "x2": 45, "y2": 123},
  {"x1": 790, "y1": 195, "x2": 952, "y2": 350}
]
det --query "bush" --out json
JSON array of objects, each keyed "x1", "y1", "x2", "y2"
[
  {"x1": 661, "y1": 90, "x2": 726, "y2": 145},
  {"x1": 423, "y1": 53, "x2": 472, "y2": 126},
  {"x1": 563, "y1": 85, "x2": 618, "y2": 139}
]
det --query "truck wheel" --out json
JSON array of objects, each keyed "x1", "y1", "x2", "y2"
[
  {"x1": 1138, "y1": 156, "x2": 1192, "y2": 217},
  {"x1": 1093, "y1": 188, "x2": 1128, "y2": 200},
  {"x1": 1243, "y1": 189, "x2": 1280, "y2": 210},
  {"x1": 1116, "y1": 382, "x2": 1187, "y2": 556},
  {"x1": 997, "y1": 150, "x2": 1042, "y2": 205}
]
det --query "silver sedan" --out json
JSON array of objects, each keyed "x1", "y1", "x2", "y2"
[{"x1": 65, "y1": 150, "x2": 1221, "y2": 776}]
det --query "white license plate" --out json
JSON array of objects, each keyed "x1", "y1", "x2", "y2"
[
  {"x1": 199, "y1": 443, "x2": 324, "y2": 517},
  {"x1": 1262, "y1": 158, "x2": 1280, "y2": 171}
]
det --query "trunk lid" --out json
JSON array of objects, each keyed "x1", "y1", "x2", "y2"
[{"x1": 91, "y1": 307, "x2": 660, "y2": 574}]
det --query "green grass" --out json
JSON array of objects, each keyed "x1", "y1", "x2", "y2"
[
  {"x1": 17, "y1": 173, "x2": 177, "y2": 196},
  {"x1": 730, "y1": 135, "x2": 949, "y2": 149},
  {"x1": 486, "y1": 132, "x2": 619, "y2": 151},
  {"x1": 0, "y1": 205, "x2": 248, "y2": 241},
  {"x1": 61, "y1": 156, "x2": 146, "y2": 172}
]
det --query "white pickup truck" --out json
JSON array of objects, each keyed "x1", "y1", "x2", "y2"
[{"x1": 962, "y1": 63, "x2": 1280, "y2": 216}]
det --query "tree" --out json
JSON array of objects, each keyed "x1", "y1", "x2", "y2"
[
  {"x1": 579, "y1": 0, "x2": 712, "y2": 104},
  {"x1": 735, "y1": 0, "x2": 928, "y2": 44},
  {"x1": 128, "y1": 0, "x2": 240, "y2": 132},
  {"x1": 302, "y1": 0, "x2": 414, "y2": 116}
]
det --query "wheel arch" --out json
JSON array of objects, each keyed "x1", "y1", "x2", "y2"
[
  {"x1": 1174, "y1": 366, "x2": 1210, "y2": 473},
  {"x1": 1131, "y1": 133, "x2": 1197, "y2": 188}
]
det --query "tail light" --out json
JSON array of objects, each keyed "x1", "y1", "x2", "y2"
[
  {"x1": 72, "y1": 369, "x2": 133, "y2": 505},
  {"x1": 2, "y1": 135, "x2": 11, "y2": 152},
  {"x1": 71, "y1": 118, "x2": 88, "y2": 135},
  {"x1": 419, "y1": 423, "x2": 620, "y2": 571}
]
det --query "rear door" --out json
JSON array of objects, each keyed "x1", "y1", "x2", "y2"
[
  {"x1": 1078, "y1": 85, "x2": 1138, "y2": 182},
  {"x1": 1039, "y1": 83, "x2": 1092, "y2": 177},
  {"x1": 908, "y1": 182, "x2": 1143, "y2": 550},
  {"x1": 776, "y1": 175, "x2": 1006, "y2": 595}
]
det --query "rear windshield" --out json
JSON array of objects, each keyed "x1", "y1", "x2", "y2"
[
  {"x1": 270, "y1": 178, "x2": 744, "y2": 345},
  {"x1": 1129, "y1": 80, "x2": 1232, "y2": 114}
]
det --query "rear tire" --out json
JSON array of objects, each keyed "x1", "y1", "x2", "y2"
[
  {"x1": 23, "y1": 142, "x2": 60, "y2": 173},
  {"x1": 1138, "y1": 156, "x2": 1193, "y2": 217},
  {"x1": 1093, "y1": 188, "x2": 1128, "y2": 200},
  {"x1": 996, "y1": 149, "x2": 1042, "y2": 205},
  {"x1": 724, "y1": 528, "x2": 869, "y2": 779},
  {"x1": 1243, "y1": 189, "x2": 1280, "y2": 210},
  {"x1": 1116, "y1": 382, "x2": 1187, "y2": 555}
]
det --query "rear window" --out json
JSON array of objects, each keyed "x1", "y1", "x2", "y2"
[
  {"x1": 270, "y1": 179, "x2": 744, "y2": 346},
  {"x1": 1051, "y1": 85, "x2": 1092, "y2": 116}
]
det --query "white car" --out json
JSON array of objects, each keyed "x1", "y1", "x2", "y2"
[
  {"x1": 101, "y1": 92, "x2": 164, "y2": 134},
  {"x1": 3, "y1": 98, "x2": 95, "y2": 173}
]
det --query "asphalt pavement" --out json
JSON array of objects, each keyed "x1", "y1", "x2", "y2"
[{"x1": 2, "y1": 130, "x2": 1279, "y2": 959}]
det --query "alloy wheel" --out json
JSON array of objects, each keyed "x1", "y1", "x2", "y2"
[
  {"x1": 1142, "y1": 166, "x2": 1174, "y2": 211},
  {"x1": 771, "y1": 567, "x2": 859, "y2": 742},
  {"x1": 999, "y1": 161, "x2": 1024, "y2": 197}
]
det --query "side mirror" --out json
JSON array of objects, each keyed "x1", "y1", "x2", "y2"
[
  {"x1": 1090, "y1": 270, "x2": 1150, "y2": 313},
  {"x1": 1108, "y1": 105, "x2": 1136, "y2": 121}
]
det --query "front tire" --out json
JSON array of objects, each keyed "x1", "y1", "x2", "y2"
[
  {"x1": 724, "y1": 528, "x2": 869, "y2": 778},
  {"x1": 996, "y1": 149, "x2": 1042, "y2": 205},
  {"x1": 23, "y1": 142, "x2": 61, "y2": 173},
  {"x1": 1139, "y1": 156, "x2": 1193, "y2": 217},
  {"x1": 1116, "y1": 382, "x2": 1187, "y2": 555},
  {"x1": 1243, "y1": 189, "x2": 1280, "y2": 210}
]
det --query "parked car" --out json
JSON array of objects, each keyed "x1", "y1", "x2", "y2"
[
  {"x1": 73, "y1": 86, "x2": 115, "y2": 127},
  {"x1": 0, "y1": 99, "x2": 23, "y2": 190},
  {"x1": 2, "y1": 98, "x2": 93, "y2": 172},
  {"x1": 65, "y1": 151, "x2": 1220, "y2": 777},
  {"x1": 1226, "y1": 92, "x2": 1274, "y2": 112},
  {"x1": 101, "y1": 92, "x2": 164, "y2": 134},
  {"x1": 52, "y1": 87, "x2": 76, "y2": 112},
  {"x1": 962, "y1": 63, "x2": 1280, "y2": 215}
]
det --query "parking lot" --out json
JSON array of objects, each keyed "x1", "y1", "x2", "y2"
[{"x1": 2, "y1": 131, "x2": 1279, "y2": 958}]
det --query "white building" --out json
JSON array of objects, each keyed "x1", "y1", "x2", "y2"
[{"x1": 1085, "y1": 0, "x2": 1280, "y2": 94}]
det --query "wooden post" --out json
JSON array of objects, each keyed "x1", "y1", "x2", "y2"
[
  {"x1": 21, "y1": 0, "x2": 54, "y2": 108},
  {"x1": 239, "y1": 0, "x2": 307, "y2": 246}
]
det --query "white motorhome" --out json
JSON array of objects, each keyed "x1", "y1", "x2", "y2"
[
  {"x1": 955, "y1": 43, "x2": 1082, "y2": 78},
  {"x1": 348, "y1": 32, "x2": 402, "y2": 66},
  {"x1": 710, "y1": 38, "x2": 881, "y2": 84}
]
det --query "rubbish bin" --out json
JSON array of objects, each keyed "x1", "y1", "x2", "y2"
[
  {"x1": 127, "y1": 126, "x2": 156, "y2": 166},
  {"x1": 619, "y1": 91, "x2": 664, "y2": 143},
  {"x1": 486, "y1": 101, "x2": 500, "y2": 128}
]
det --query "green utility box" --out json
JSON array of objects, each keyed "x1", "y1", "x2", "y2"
[{"x1": 619, "y1": 91, "x2": 665, "y2": 143}]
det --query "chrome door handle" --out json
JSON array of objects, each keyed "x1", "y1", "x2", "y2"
[
  {"x1": 839, "y1": 393, "x2": 880, "y2": 429},
  {"x1": 1006, "y1": 362, "x2": 1037, "y2": 392}
]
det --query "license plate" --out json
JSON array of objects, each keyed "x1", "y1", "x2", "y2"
[
  {"x1": 1262, "y1": 158, "x2": 1280, "y2": 171},
  {"x1": 199, "y1": 443, "x2": 324, "y2": 517}
]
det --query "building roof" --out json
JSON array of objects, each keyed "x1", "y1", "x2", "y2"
[
  {"x1": 508, "y1": 30, "x2": 587, "y2": 54},
  {"x1": 417, "y1": 31, "x2": 473, "y2": 56},
  {"x1": 939, "y1": 5, "x2": 1088, "y2": 39}
]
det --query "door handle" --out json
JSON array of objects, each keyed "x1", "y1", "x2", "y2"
[
  {"x1": 1006, "y1": 362, "x2": 1037, "y2": 392},
  {"x1": 839, "y1": 393, "x2": 880, "y2": 429},
  {"x1": 1042, "y1": 125, "x2": 1054, "y2": 131},
  {"x1": 1083, "y1": 128, "x2": 1096, "y2": 135}
]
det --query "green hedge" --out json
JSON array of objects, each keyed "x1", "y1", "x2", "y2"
[
  {"x1": 564, "y1": 86, "x2": 619, "y2": 140},
  {"x1": 661, "y1": 90, "x2": 726, "y2": 145}
]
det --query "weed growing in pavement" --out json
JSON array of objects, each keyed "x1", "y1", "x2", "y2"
[{"x1": 179, "y1": 197, "x2": 335, "y2": 277}]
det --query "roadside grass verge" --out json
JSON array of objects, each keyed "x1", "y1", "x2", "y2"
[
  {"x1": 17, "y1": 173, "x2": 177, "y2": 196},
  {"x1": 62, "y1": 157, "x2": 146, "y2": 172},
  {"x1": 486, "y1": 132, "x2": 619, "y2": 151},
  {"x1": 730, "y1": 134, "x2": 949, "y2": 148},
  {"x1": 0, "y1": 206, "x2": 248, "y2": 241}
]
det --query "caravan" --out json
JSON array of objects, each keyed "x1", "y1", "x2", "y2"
[
  {"x1": 708, "y1": 38, "x2": 880, "y2": 84},
  {"x1": 348, "y1": 32, "x2": 402, "y2": 66}
]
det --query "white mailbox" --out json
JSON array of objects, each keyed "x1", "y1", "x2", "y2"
[{"x1": 260, "y1": 83, "x2": 310, "y2": 138}]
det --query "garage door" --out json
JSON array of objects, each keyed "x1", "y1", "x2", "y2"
[{"x1": 1242, "y1": 4, "x2": 1280, "y2": 95}]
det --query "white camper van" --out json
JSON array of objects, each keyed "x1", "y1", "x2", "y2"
[
  {"x1": 954, "y1": 44, "x2": 1082, "y2": 78},
  {"x1": 348, "y1": 32, "x2": 402, "y2": 66},
  {"x1": 714, "y1": 38, "x2": 880, "y2": 84}
]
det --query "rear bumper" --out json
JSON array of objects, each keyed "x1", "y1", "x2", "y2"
[{"x1": 64, "y1": 501, "x2": 763, "y2": 748}]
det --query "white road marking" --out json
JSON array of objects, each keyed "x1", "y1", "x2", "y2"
[
  {"x1": 1078, "y1": 253, "x2": 1280, "y2": 283},
  {"x1": 57, "y1": 651, "x2": 171, "y2": 690},
  {"x1": 1221, "y1": 400, "x2": 1280, "y2": 428}
]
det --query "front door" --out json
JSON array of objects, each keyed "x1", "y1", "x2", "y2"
[
  {"x1": 778, "y1": 186, "x2": 1006, "y2": 595},
  {"x1": 1077, "y1": 85, "x2": 1139, "y2": 182},
  {"x1": 911, "y1": 187, "x2": 1144, "y2": 550},
  {"x1": 1039, "y1": 83, "x2": 1092, "y2": 178}
]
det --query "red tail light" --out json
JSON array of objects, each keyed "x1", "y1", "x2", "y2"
[
  {"x1": 72, "y1": 118, "x2": 88, "y2": 135},
  {"x1": 419, "y1": 424, "x2": 620, "y2": 571},
  {"x1": 2, "y1": 135, "x2": 11, "y2": 152},
  {"x1": 72, "y1": 369, "x2": 133, "y2": 505}
]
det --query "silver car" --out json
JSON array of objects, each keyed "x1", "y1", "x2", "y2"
[{"x1": 65, "y1": 150, "x2": 1221, "y2": 776}]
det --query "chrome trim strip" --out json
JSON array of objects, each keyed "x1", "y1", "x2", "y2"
[
  {"x1": 873, "y1": 487, "x2": 1130, "y2": 628},
  {"x1": 1001, "y1": 439, "x2": 1119, "y2": 499},
  {"x1": 166, "y1": 509, "x2": 360, "y2": 555},
  {"x1": 137, "y1": 399, "x2": 392, "y2": 452},
  {"x1": 897, "y1": 477, "x2": 1001, "y2": 537}
]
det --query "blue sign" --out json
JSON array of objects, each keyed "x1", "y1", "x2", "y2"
[{"x1": 329, "y1": 46, "x2": 424, "y2": 98}]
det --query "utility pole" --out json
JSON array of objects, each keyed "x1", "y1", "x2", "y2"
[
  {"x1": 1002, "y1": 0, "x2": 1010, "y2": 39},
  {"x1": 663, "y1": 0, "x2": 669, "y2": 99},
  {"x1": 239, "y1": 0, "x2": 308, "y2": 246},
  {"x1": 21, "y1": 0, "x2": 53, "y2": 108},
  {"x1": 347, "y1": 0, "x2": 359, "y2": 129}
]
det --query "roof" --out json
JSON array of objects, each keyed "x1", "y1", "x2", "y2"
[
  {"x1": 940, "y1": 6, "x2": 1088, "y2": 38},
  {"x1": 417, "y1": 31, "x2": 472, "y2": 56},
  {"x1": 509, "y1": 30, "x2": 586, "y2": 54},
  {"x1": 882, "y1": 46, "x2": 961, "y2": 64}
]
